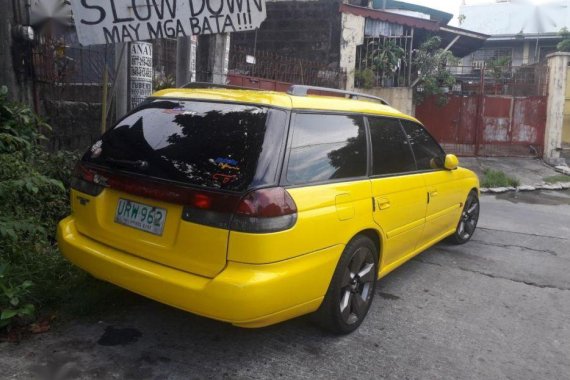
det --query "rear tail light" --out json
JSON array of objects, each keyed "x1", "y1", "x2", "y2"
[
  {"x1": 230, "y1": 187, "x2": 297, "y2": 233},
  {"x1": 71, "y1": 162, "x2": 105, "y2": 196},
  {"x1": 72, "y1": 162, "x2": 297, "y2": 233}
]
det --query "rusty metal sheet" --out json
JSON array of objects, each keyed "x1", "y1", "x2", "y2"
[
  {"x1": 480, "y1": 96, "x2": 512, "y2": 143},
  {"x1": 511, "y1": 97, "x2": 547, "y2": 144},
  {"x1": 416, "y1": 93, "x2": 546, "y2": 157}
]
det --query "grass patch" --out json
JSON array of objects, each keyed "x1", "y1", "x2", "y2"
[
  {"x1": 543, "y1": 175, "x2": 570, "y2": 184},
  {"x1": 481, "y1": 169, "x2": 520, "y2": 188}
]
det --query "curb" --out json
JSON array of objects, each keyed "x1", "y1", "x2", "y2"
[
  {"x1": 554, "y1": 165, "x2": 570, "y2": 176},
  {"x1": 481, "y1": 182, "x2": 570, "y2": 194}
]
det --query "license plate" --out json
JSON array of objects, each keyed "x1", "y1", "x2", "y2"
[{"x1": 115, "y1": 199, "x2": 167, "y2": 236}]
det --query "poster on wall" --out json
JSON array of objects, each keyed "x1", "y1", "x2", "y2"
[
  {"x1": 70, "y1": 0, "x2": 267, "y2": 46},
  {"x1": 129, "y1": 42, "x2": 153, "y2": 110}
]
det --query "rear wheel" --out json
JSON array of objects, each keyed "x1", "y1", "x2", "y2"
[
  {"x1": 449, "y1": 191, "x2": 480, "y2": 245},
  {"x1": 315, "y1": 235, "x2": 378, "y2": 334}
]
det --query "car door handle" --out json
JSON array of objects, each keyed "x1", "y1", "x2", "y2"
[
  {"x1": 428, "y1": 187, "x2": 439, "y2": 197},
  {"x1": 377, "y1": 198, "x2": 391, "y2": 210}
]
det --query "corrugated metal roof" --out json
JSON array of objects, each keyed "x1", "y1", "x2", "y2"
[
  {"x1": 372, "y1": 0, "x2": 454, "y2": 24},
  {"x1": 460, "y1": 0, "x2": 570, "y2": 37}
]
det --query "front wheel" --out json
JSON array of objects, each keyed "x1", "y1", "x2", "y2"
[
  {"x1": 449, "y1": 190, "x2": 480, "y2": 245},
  {"x1": 315, "y1": 235, "x2": 378, "y2": 334}
]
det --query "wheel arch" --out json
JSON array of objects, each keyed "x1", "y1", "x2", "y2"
[{"x1": 355, "y1": 228, "x2": 382, "y2": 267}]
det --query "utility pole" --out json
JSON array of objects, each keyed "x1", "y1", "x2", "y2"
[
  {"x1": 209, "y1": 34, "x2": 231, "y2": 85},
  {"x1": 176, "y1": 37, "x2": 193, "y2": 87},
  {"x1": 115, "y1": 42, "x2": 128, "y2": 120}
]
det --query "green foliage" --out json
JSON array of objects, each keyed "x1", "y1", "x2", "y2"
[
  {"x1": 154, "y1": 73, "x2": 176, "y2": 91},
  {"x1": 558, "y1": 28, "x2": 570, "y2": 52},
  {"x1": 369, "y1": 39, "x2": 405, "y2": 76},
  {"x1": 413, "y1": 36, "x2": 459, "y2": 106},
  {"x1": 0, "y1": 85, "x2": 83, "y2": 331},
  {"x1": 481, "y1": 169, "x2": 520, "y2": 188},
  {"x1": 356, "y1": 39, "x2": 405, "y2": 88},
  {"x1": 487, "y1": 57, "x2": 512, "y2": 80},
  {"x1": 0, "y1": 264, "x2": 35, "y2": 329},
  {"x1": 354, "y1": 68, "x2": 376, "y2": 89}
]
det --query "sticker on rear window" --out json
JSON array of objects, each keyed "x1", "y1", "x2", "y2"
[
  {"x1": 214, "y1": 157, "x2": 240, "y2": 171},
  {"x1": 212, "y1": 173, "x2": 238, "y2": 184}
]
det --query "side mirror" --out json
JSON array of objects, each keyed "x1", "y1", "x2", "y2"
[{"x1": 444, "y1": 154, "x2": 459, "y2": 171}]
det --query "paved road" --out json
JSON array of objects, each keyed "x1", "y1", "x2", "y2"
[{"x1": 2, "y1": 191, "x2": 570, "y2": 380}]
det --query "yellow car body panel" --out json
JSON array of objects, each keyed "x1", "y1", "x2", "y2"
[
  {"x1": 71, "y1": 188, "x2": 228, "y2": 278},
  {"x1": 57, "y1": 87, "x2": 480, "y2": 328},
  {"x1": 228, "y1": 180, "x2": 374, "y2": 264},
  {"x1": 370, "y1": 174, "x2": 428, "y2": 268},
  {"x1": 58, "y1": 216, "x2": 342, "y2": 327}
]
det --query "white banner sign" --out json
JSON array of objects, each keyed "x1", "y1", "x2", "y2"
[
  {"x1": 129, "y1": 42, "x2": 153, "y2": 110},
  {"x1": 71, "y1": 0, "x2": 267, "y2": 46}
]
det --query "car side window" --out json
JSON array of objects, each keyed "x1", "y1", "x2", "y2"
[
  {"x1": 368, "y1": 117, "x2": 416, "y2": 176},
  {"x1": 400, "y1": 120, "x2": 446, "y2": 171},
  {"x1": 286, "y1": 113, "x2": 367, "y2": 185}
]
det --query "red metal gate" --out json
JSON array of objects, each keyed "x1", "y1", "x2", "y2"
[
  {"x1": 416, "y1": 94, "x2": 547, "y2": 157},
  {"x1": 416, "y1": 64, "x2": 548, "y2": 157}
]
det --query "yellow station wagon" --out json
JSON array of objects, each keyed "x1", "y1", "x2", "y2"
[{"x1": 57, "y1": 84, "x2": 480, "y2": 334}]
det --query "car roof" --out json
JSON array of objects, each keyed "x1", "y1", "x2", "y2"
[{"x1": 152, "y1": 88, "x2": 419, "y2": 123}]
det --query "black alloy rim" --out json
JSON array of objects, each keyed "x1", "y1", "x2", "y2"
[
  {"x1": 339, "y1": 247, "x2": 375, "y2": 325},
  {"x1": 458, "y1": 195, "x2": 480, "y2": 240}
]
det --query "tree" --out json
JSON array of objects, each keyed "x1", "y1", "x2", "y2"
[
  {"x1": 413, "y1": 36, "x2": 459, "y2": 105},
  {"x1": 557, "y1": 27, "x2": 570, "y2": 52}
]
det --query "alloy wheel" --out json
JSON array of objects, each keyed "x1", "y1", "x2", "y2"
[
  {"x1": 458, "y1": 194, "x2": 480, "y2": 240},
  {"x1": 339, "y1": 247, "x2": 375, "y2": 325}
]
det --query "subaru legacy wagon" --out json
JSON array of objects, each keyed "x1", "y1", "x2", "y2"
[{"x1": 57, "y1": 85, "x2": 480, "y2": 334}]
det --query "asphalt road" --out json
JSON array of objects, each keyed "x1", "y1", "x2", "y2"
[{"x1": 2, "y1": 191, "x2": 570, "y2": 380}]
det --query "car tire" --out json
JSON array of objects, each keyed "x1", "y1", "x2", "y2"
[
  {"x1": 315, "y1": 235, "x2": 378, "y2": 335},
  {"x1": 449, "y1": 190, "x2": 480, "y2": 245}
]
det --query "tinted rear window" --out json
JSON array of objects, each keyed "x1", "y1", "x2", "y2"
[
  {"x1": 286, "y1": 113, "x2": 367, "y2": 185},
  {"x1": 84, "y1": 100, "x2": 287, "y2": 192}
]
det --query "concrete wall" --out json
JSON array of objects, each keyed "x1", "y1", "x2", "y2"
[
  {"x1": 544, "y1": 52, "x2": 570, "y2": 163},
  {"x1": 563, "y1": 66, "x2": 570, "y2": 146},
  {"x1": 359, "y1": 87, "x2": 414, "y2": 116},
  {"x1": 339, "y1": 12, "x2": 365, "y2": 90}
]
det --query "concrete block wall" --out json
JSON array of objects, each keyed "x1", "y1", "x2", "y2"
[
  {"x1": 359, "y1": 87, "x2": 414, "y2": 116},
  {"x1": 231, "y1": 0, "x2": 343, "y2": 66},
  {"x1": 544, "y1": 52, "x2": 570, "y2": 164}
]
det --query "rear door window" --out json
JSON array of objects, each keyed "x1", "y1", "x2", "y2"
[
  {"x1": 286, "y1": 113, "x2": 367, "y2": 185},
  {"x1": 368, "y1": 117, "x2": 416, "y2": 176},
  {"x1": 400, "y1": 120, "x2": 446, "y2": 171},
  {"x1": 83, "y1": 100, "x2": 287, "y2": 192}
]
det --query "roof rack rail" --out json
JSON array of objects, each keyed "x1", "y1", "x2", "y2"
[
  {"x1": 182, "y1": 82, "x2": 257, "y2": 91},
  {"x1": 287, "y1": 85, "x2": 390, "y2": 106}
]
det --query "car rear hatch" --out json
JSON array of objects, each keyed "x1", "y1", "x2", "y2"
[{"x1": 71, "y1": 98, "x2": 288, "y2": 278}]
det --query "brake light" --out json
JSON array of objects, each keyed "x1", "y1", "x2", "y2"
[
  {"x1": 230, "y1": 188, "x2": 297, "y2": 233},
  {"x1": 71, "y1": 162, "x2": 104, "y2": 196},
  {"x1": 72, "y1": 162, "x2": 297, "y2": 233}
]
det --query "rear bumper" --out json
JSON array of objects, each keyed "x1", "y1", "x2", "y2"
[{"x1": 57, "y1": 216, "x2": 342, "y2": 328}]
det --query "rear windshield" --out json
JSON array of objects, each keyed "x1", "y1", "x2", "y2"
[{"x1": 83, "y1": 99, "x2": 287, "y2": 192}]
